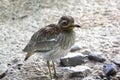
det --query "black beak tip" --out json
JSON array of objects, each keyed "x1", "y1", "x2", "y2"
[{"x1": 75, "y1": 25, "x2": 81, "y2": 28}]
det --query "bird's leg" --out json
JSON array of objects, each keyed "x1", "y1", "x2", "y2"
[
  {"x1": 52, "y1": 60, "x2": 56, "y2": 75},
  {"x1": 52, "y1": 61, "x2": 62, "y2": 79},
  {"x1": 47, "y1": 61, "x2": 52, "y2": 79}
]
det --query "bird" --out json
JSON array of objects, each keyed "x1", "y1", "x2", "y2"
[{"x1": 23, "y1": 16, "x2": 80, "y2": 79}]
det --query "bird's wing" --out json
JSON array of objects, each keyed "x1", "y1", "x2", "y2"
[{"x1": 23, "y1": 24, "x2": 60, "y2": 52}]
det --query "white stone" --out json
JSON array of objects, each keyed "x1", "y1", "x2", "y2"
[
  {"x1": 61, "y1": 66, "x2": 91, "y2": 78},
  {"x1": 62, "y1": 52, "x2": 85, "y2": 59},
  {"x1": 62, "y1": 66, "x2": 91, "y2": 72}
]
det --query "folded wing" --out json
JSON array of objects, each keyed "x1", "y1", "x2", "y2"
[{"x1": 23, "y1": 24, "x2": 60, "y2": 52}]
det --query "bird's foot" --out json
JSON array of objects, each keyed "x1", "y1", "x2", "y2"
[{"x1": 54, "y1": 72, "x2": 63, "y2": 79}]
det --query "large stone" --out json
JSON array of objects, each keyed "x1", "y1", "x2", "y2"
[
  {"x1": 62, "y1": 66, "x2": 91, "y2": 78},
  {"x1": 60, "y1": 53, "x2": 86, "y2": 67}
]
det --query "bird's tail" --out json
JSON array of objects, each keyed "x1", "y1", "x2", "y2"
[{"x1": 24, "y1": 52, "x2": 34, "y2": 61}]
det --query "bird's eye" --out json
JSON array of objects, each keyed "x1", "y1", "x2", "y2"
[{"x1": 61, "y1": 21, "x2": 68, "y2": 26}]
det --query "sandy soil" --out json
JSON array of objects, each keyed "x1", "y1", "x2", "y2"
[{"x1": 0, "y1": 0, "x2": 120, "y2": 80}]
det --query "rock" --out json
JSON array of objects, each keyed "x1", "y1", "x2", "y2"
[
  {"x1": 70, "y1": 44, "x2": 81, "y2": 52},
  {"x1": 112, "y1": 54, "x2": 120, "y2": 66},
  {"x1": 60, "y1": 53, "x2": 86, "y2": 67},
  {"x1": 88, "y1": 52, "x2": 106, "y2": 62},
  {"x1": 103, "y1": 63, "x2": 117, "y2": 77},
  {"x1": 62, "y1": 66, "x2": 91, "y2": 78}
]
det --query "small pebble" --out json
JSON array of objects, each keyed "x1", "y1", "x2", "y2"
[{"x1": 70, "y1": 44, "x2": 81, "y2": 52}]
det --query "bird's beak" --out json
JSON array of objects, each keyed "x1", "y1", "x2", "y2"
[{"x1": 74, "y1": 24, "x2": 81, "y2": 28}]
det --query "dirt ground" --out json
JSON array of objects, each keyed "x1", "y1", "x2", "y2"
[{"x1": 0, "y1": 0, "x2": 120, "y2": 80}]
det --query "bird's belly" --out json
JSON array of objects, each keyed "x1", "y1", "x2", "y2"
[
  {"x1": 43, "y1": 31, "x2": 75, "y2": 61},
  {"x1": 44, "y1": 48, "x2": 70, "y2": 61}
]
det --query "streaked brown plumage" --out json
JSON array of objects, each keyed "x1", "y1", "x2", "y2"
[
  {"x1": 23, "y1": 16, "x2": 80, "y2": 79},
  {"x1": 23, "y1": 24, "x2": 61, "y2": 60}
]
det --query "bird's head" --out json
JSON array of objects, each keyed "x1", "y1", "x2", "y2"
[{"x1": 58, "y1": 16, "x2": 80, "y2": 31}]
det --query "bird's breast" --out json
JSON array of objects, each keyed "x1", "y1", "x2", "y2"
[{"x1": 58, "y1": 31, "x2": 75, "y2": 50}]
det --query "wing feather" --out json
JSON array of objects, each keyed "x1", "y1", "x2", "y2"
[{"x1": 23, "y1": 24, "x2": 60, "y2": 52}]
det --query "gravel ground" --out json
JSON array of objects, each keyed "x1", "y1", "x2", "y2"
[{"x1": 0, "y1": 0, "x2": 120, "y2": 80}]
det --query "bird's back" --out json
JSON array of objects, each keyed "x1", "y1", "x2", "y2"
[{"x1": 23, "y1": 24, "x2": 61, "y2": 53}]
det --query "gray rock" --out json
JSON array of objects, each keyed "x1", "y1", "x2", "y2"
[
  {"x1": 87, "y1": 52, "x2": 105, "y2": 62},
  {"x1": 62, "y1": 66, "x2": 91, "y2": 78},
  {"x1": 103, "y1": 63, "x2": 117, "y2": 77},
  {"x1": 88, "y1": 53, "x2": 106, "y2": 62},
  {"x1": 60, "y1": 53, "x2": 86, "y2": 67}
]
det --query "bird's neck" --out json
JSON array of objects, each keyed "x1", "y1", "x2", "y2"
[{"x1": 58, "y1": 30, "x2": 75, "y2": 50}]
